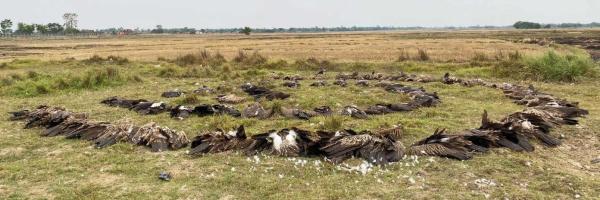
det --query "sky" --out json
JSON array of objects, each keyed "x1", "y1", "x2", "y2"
[{"x1": 1, "y1": 0, "x2": 599, "y2": 29}]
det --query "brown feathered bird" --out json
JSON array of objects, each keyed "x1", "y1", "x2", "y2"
[
  {"x1": 320, "y1": 130, "x2": 404, "y2": 165},
  {"x1": 189, "y1": 125, "x2": 251, "y2": 156},
  {"x1": 407, "y1": 128, "x2": 488, "y2": 160}
]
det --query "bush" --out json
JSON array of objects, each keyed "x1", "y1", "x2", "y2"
[
  {"x1": 525, "y1": 51, "x2": 597, "y2": 81},
  {"x1": 493, "y1": 51, "x2": 597, "y2": 82},
  {"x1": 397, "y1": 49, "x2": 410, "y2": 62},
  {"x1": 415, "y1": 49, "x2": 430, "y2": 61},
  {"x1": 233, "y1": 50, "x2": 267, "y2": 66},
  {"x1": 172, "y1": 50, "x2": 226, "y2": 67}
]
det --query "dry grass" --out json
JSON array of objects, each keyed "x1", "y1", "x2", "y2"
[
  {"x1": 0, "y1": 30, "x2": 599, "y2": 199},
  {"x1": 1, "y1": 29, "x2": 584, "y2": 63}
]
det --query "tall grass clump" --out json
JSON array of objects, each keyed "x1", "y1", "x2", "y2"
[
  {"x1": 494, "y1": 51, "x2": 597, "y2": 82},
  {"x1": 233, "y1": 50, "x2": 267, "y2": 66},
  {"x1": 83, "y1": 55, "x2": 129, "y2": 65},
  {"x1": 173, "y1": 50, "x2": 226, "y2": 67},
  {"x1": 415, "y1": 49, "x2": 430, "y2": 61},
  {"x1": 397, "y1": 49, "x2": 410, "y2": 62}
]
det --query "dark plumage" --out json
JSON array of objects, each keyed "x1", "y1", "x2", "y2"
[
  {"x1": 131, "y1": 102, "x2": 169, "y2": 115},
  {"x1": 189, "y1": 125, "x2": 251, "y2": 156},
  {"x1": 161, "y1": 90, "x2": 183, "y2": 98},
  {"x1": 101, "y1": 96, "x2": 148, "y2": 108},
  {"x1": 341, "y1": 106, "x2": 368, "y2": 119},
  {"x1": 310, "y1": 80, "x2": 327, "y2": 87},
  {"x1": 170, "y1": 105, "x2": 193, "y2": 120},
  {"x1": 407, "y1": 129, "x2": 483, "y2": 160},
  {"x1": 313, "y1": 106, "x2": 333, "y2": 115},
  {"x1": 320, "y1": 130, "x2": 404, "y2": 165},
  {"x1": 365, "y1": 104, "x2": 395, "y2": 115}
]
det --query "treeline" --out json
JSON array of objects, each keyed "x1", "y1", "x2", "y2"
[{"x1": 514, "y1": 21, "x2": 600, "y2": 29}]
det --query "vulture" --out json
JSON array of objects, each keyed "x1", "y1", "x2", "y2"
[
  {"x1": 8, "y1": 109, "x2": 30, "y2": 121},
  {"x1": 192, "y1": 104, "x2": 241, "y2": 117},
  {"x1": 356, "y1": 80, "x2": 369, "y2": 87},
  {"x1": 93, "y1": 121, "x2": 139, "y2": 148},
  {"x1": 365, "y1": 104, "x2": 395, "y2": 115},
  {"x1": 283, "y1": 75, "x2": 304, "y2": 81},
  {"x1": 310, "y1": 81, "x2": 327, "y2": 87},
  {"x1": 341, "y1": 106, "x2": 368, "y2": 119},
  {"x1": 409, "y1": 94, "x2": 440, "y2": 107},
  {"x1": 242, "y1": 103, "x2": 272, "y2": 119},
  {"x1": 189, "y1": 125, "x2": 251, "y2": 156},
  {"x1": 407, "y1": 129, "x2": 487, "y2": 160},
  {"x1": 374, "y1": 81, "x2": 393, "y2": 88},
  {"x1": 479, "y1": 110, "x2": 536, "y2": 152},
  {"x1": 22, "y1": 106, "x2": 72, "y2": 129},
  {"x1": 161, "y1": 90, "x2": 183, "y2": 98},
  {"x1": 101, "y1": 96, "x2": 148, "y2": 108},
  {"x1": 387, "y1": 103, "x2": 416, "y2": 112},
  {"x1": 264, "y1": 91, "x2": 291, "y2": 101},
  {"x1": 131, "y1": 102, "x2": 169, "y2": 115},
  {"x1": 241, "y1": 83, "x2": 270, "y2": 96},
  {"x1": 333, "y1": 79, "x2": 348, "y2": 87},
  {"x1": 128, "y1": 122, "x2": 189, "y2": 152},
  {"x1": 193, "y1": 86, "x2": 214, "y2": 95},
  {"x1": 282, "y1": 81, "x2": 300, "y2": 88},
  {"x1": 216, "y1": 94, "x2": 246, "y2": 104},
  {"x1": 320, "y1": 130, "x2": 405, "y2": 165},
  {"x1": 313, "y1": 106, "x2": 333, "y2": 116},
  {"x1": 279, "y1": 107, "x2": 314, "y2": 120},
  {"x1": 442, "y1": 72, "x2": 461, "y2": 85},
  {"x1": 170, "y1": 105, "x2": 194, "y2": 120},
  {"x1": 244, "y1": 129, "x2": 307, "y2": 157}
]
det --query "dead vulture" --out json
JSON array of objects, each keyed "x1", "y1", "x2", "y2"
[
  {"x1": 333, "y1": 79, "x2": 348, "y2": 87},
  {"x1": 442, "y1": 72, "x2": 461, "y2": 85},
  {"x1": 479, "y1": 110, "x2": 536, "y2": 152},
  {"x1": 283, "y1": 74, "x2": 304, "y2": 81},
  {"x1": 189, "y1": 125, "x2": 251, "y2": 156},
  {"x1": 94, "y1": 121, "x2": 139, "y2": 148},
  {"x1": 408, "y1": 94, "x2": 440, "y2": 107},
  {"x1": 407, "y1": 129, "x2": 485, "y2": 160},
  {"x1": 242, "y1": 103, "x2": 273, "y2": 119},
  {"x1": 241, "y1": 83, "x2": 270, "y2": 96},
  {"x1": 244, "y1": 129, "x2": 305, "y2": 157},
  {"x1": 101, "y1": 96, "x2": 148, "y2": 108},
  {"x1": 264, "y1": 91, "x2": 291, "y2": 101},
  {"x1": 365, "y1": 104, "x2": 395, "y2": 115},
  {"x1": 279, "y1": 107, "x2": 314, "y2": 120},
  {"x1": 161, "y1": 90, "x2": 183, "y2": 98},
  {"x1": 170, "y1": 105, "x2": 194, "y2": 120},
  {"x1": 216, "y1": 94, "x2": 246, "y2": 104},
  {"x1": 356, "y1": 80, "x2": 369, "y2": 87},
  {"x1": 310, "y1": 80, "x2": 327, "y2": 87},
  {"x1": 341, "y1": 106, "x2": 368, "y2": 119},
  {"x1": 131, "y1": 102, "x2": 169, "y2": 115},
  {"x1": 282, "y1": 81, "x2": 300, "y2": 88},
  {"x1": 193, "y1": 104, "x2": 241, "y2": 117},
  {"x1": 8, "y1": 109, "x2": 30, "y2": 121},
  {"x1": 193, "y1": 86, "x2": 214, "y2": 95},
  {"x1": 387, "y1": 103, "x2": 416, "y2": 112},
  {"x1": 313, "y1": 106, "x2": 333, "y2": 115},
  {"x1": 128, "y1": 122, "x2": 189, "y2": 152},
  {"x1": 320, "y1": 130, "x2": 405, "y2": 165}
]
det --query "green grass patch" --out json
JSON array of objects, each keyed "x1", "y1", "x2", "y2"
[{"x1": 494, "y1": 51, "x2": 598, "y2": 82}]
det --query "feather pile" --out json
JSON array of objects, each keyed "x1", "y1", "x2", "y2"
[{"x1": 8, "y1": 105, "x2": 189, "y2": 152}]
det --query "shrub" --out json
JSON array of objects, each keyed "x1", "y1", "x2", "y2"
[
  {"x1": 415, "y1": 49, "x2": 430, "y2": 61},
  {"x1": 176, "y1": 94, "x2": 200, "y2": 105},
  {"x1": 397, "y1": 49, "x2": 410, "y2": 62},
  {"x1": 525, "y1": 51, "x2": 597, "y2": 81},
  {"x1": 493, "y1": 51, "x2": 597, "y2": 82},
  {"x1": 472, "y1": 52, "x2": 488, "y2": 62},
  {"x1": 320, "y1": 116, "x2": 343, "y2": 131},
  {"x1": 172, "y1": 50, "x2": 226, "y2": 67},
  {"x1": 233, "y1": 50, "x2": 267, "y2": 66}
]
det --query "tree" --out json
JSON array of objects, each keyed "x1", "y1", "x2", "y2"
[
  {"x1": 151, "y1": 25, "x2": 164, "y2": 33},
  {"x1": 35, "y1": 24, "x2": 49, "y2": 33},
  {"x1": 1, "y1": 19, "x2": 13, "y2": 34},
  {"x1": 240, "y1": 26, "x2": 252, "y2": 35},
  {"x1": 16, "y1": 23, "x2": 35, "y2": 34},
  {"x1": 63, "y1": 13, "x2": 79, "y2": 33},
  {"x1": 47, "y1": 23, "x2": 64, "y2": 34},
  {"x1": 513, "y1": 21, "x2": 542, "y2": 29}
]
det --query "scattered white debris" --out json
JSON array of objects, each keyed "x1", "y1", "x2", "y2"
[
  {"x1": 408, "y1": 177, "x2": 416, "y2": 184},
  {"x1": 278, "y1": 174, "x2": 284, "y2": 179},
  {"x1": 474, "y1": 178, "x2": 497, "y2": 188},
  {"x1": 231, "y1": 167, "x2": 236, "y2": 172},
  {"x1": 575, "y1": 194, "x2": 581, "y2": 199}
]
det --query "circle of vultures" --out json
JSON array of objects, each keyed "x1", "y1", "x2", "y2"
[{"x1": 9, "y1": 72, "x2": 589, "y2": 166}]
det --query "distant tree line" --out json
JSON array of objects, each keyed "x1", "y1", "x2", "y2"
[
  {"x1": 1, "y1": 13, "x2": 80, "y2": 35},
  {"x1": 514, "y1": 21, "x2": 600, "y2": 29}
]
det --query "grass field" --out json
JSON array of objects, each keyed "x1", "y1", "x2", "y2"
[{"x1": 0, "y1": 29, "x2": 599, "y2": 199}]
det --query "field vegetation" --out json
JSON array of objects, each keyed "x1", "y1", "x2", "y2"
[{"x1": 0, "y1": 30, "x2": 599, "y2": 199}]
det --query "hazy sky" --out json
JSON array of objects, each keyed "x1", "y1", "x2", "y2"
[{"x1": 2, "y1": 0, "x2": 599, "y2": 29}]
